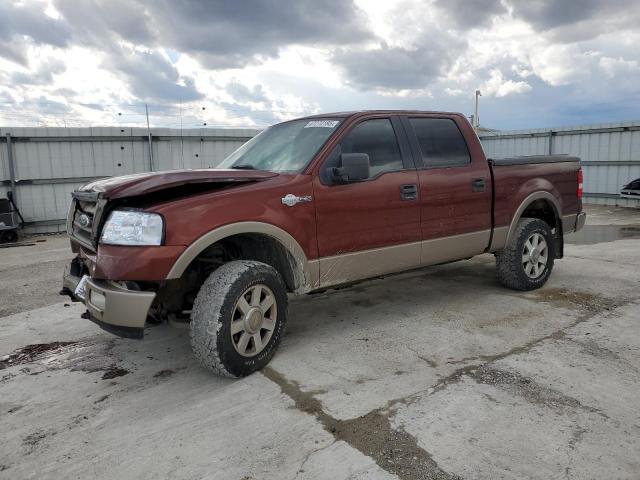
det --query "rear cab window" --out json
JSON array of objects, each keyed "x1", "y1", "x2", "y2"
[{"x1": 406, "y1": 117, "x2": 471, "y2": 168}]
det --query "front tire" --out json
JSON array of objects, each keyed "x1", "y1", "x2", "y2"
[
  {"x1": 190, "y1": 260, "x2": 288, "y2": 377},
  {"x1": 496, "y1": 218, "x2": 555, "y2": 291}
]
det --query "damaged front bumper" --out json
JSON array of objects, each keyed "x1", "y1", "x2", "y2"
[{"x1": 62, "y1": 260, "x2": 155, "y2": 339}]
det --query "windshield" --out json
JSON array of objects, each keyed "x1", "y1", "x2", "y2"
[{"x1": 217, "y1": 118, "x2": 342, "y2": 173}]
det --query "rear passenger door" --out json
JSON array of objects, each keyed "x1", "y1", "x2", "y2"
[
  {"x1": 313, "y1": 116, "x2": 421, "y2": 286},
  {"x1": 401, "y1": 116, "x2": 492, "y2": 265}
]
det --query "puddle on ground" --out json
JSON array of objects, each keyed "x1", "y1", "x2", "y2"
[
  {"x1": 565, "y1": 225, "x2": 640, "y2": 245},
  {"x1": 0, "y1": 340, "x2": 129, "y2": 379},
  {"x1": 0, "y1": 342, "x2": 78, "y2": 369}
]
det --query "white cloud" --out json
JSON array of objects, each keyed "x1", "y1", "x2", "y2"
[
  {"x1": 481, "y1": 69, "x2": 532, "y2": 97},
  {"x1": 528, "y1": 44, "x2": 594, "y2": 86},
  {"x1": 0, "y1": 0, "x2": 638, "y2": 129},
  {"x1": 598, "y1": 56, "x2": 640, "y2": 79}
]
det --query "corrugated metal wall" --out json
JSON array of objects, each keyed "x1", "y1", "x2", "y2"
[
  {"x1": 0, "y1": 127, "x2": 260, "y2": 234},
  {"x1": 480, "y1": 121, "x2": 640, "y2": 208},
  {"x1": 3, "y1": 120, "x2": 638, "y2": 235}
]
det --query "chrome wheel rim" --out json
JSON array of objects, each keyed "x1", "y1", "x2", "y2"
[
  {"x1": 230, "y1": 284, "x2": 277, "y2": 357},
  {"x1": 522, "y1": 232, "x2": 548, "y2": 279}
]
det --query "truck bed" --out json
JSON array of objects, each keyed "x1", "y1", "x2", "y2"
[
  {"x1": 490, "y1": 155, "x2": 580, "y2": 166},
  {"x1": 488, "y1": 155, "x2": 582, "y2": 252}
]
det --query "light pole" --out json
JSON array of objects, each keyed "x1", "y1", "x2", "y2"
[{"x1": 474, "y1": 90, "x2": 482, "y2": 130}]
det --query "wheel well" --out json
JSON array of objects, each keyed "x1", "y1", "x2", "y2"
[
  {"x1": 521, "y1": 199, "x2": 558, "y2": 230},
  {"x1": 190, "y1": 233, "x2": 299, "y2": 292},
  {"x1": 520, "y1": 198, "x2": 563, "y2": 257},
  {"x1": 153, "y1": 233, "x2": 304, "y2": 320}
]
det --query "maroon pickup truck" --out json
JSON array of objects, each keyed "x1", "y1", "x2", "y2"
[{"x1": 62, "y1": 110, "x2": 585, "y2": 377}]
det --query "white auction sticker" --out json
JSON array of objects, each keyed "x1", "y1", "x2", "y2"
[{"x1": 304, "y1": 120, "x2": 340, "y2": 128}]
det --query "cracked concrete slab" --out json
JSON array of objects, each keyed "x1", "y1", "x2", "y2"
[
  {"x1": 1, "y1": 315, "x2": 396, "y2": 480},
  {"x1": 391, "y1": 301, "x2": 640, "y2": 479},
  {"x1": 1, "y1": 205, "x2": 639, "y2": 479}
]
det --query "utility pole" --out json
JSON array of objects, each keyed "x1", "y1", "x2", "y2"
[
  {"x1": 474, "y1": 90, "x2": 482, "y2": 130},
  {"x1": 145, "y1": 103, "x2": 154, "y2": 171}
]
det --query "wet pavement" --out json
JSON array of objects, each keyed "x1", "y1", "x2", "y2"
[
  {"x1": 565, "y1": 224, "x2": 640, "y2": 244},
  {"x1": 1, "y1": 204, "x2": 639, "y2": 480}
]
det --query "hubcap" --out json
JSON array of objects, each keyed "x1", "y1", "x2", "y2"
[
  {"x1": 522, "y1": 232, "x2": 548, "y2": 279},
  {"x1": 230, "y1": 284, "x2": 277, "y2": 357}
]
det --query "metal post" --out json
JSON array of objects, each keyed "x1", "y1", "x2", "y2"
[
  {"x1": 548, "y1": 130, "x2": 554, "y2": 155},
  {"x1": 145, "y1": 104, "x2": 154, "y2": 171},
  {"x1": 474, "y1": 90, "x2": 482, "y2": 129},
  {"x1": 179, "y1": 98, "x2": 184, "y2": 166},
  {"x1": 5, "y1": 133, "x2": 16, "y2": 199}
]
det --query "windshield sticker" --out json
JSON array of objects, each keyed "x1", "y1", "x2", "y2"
[{"x1": 304, "y1": 120, "x2": 339, "y2": 128}]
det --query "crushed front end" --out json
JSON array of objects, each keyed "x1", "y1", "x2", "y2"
[{"x1": 61, "y1": 190, "x2": 172, "y2": 339}]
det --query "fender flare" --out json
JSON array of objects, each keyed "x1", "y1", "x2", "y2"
[
  {"x1": 505, "y1": 191, "x2": 562, "y2": 246},
  {"x1": 166, "y1": 221, "x2": 318, "y2": 293}
]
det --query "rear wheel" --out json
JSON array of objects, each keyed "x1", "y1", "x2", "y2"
[
  {"x1": 0, "y1": 230, "x2": 18, "y2": 243},
  {"x1": 190, "y1": 260, "x2": 288, "y2": 377},
  {"x1": 496, "y1": 218, "x2": 555, "y2": 291}
]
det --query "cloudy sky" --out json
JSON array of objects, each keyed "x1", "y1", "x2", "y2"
[{"x1": 0, "y1": 0, "x2": 639, "y2": 130}]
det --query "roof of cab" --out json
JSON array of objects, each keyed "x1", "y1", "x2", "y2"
[{"x1": 299, "y1": 110, "x2": 465, "y2": 120}]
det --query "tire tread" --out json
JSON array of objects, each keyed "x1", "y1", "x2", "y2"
[
  {"x1": 190, "y1": 260, "x2": 286, "y2": 378},
  {"x1": 496, "y1": 218, "x2": 555, "y2": 291}
]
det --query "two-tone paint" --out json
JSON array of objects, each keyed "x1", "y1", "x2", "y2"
[{"x1": 64, "y1": 110, "x2": 585, "y2": 333}]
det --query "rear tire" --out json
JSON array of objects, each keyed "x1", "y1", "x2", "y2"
[
  {"x1": 496, "y1": 218, "x2": 555, "y2": 291},
  {"x1": 190, "y1": 260, "x2": 288, "y2": 378},
  {"x1": 1, "y1": 230, "x2": 18, "y2": 243}
]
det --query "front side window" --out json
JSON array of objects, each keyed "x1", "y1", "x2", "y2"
[
  {"x1": 409, "y1": 118, "x2": 471, "y2": 168},
  {"x1": 217, "y1": 118, "x2": 342, "y2": 173},
  {"x1": 340, "y1": 118, "x2": 403, "y2": 178}
]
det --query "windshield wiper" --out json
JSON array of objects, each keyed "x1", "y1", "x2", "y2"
[{"x1": 231, "y1": 164, "x2": 257, "y2": 170}]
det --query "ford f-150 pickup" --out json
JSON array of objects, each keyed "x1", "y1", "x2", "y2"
[{"x1": 61, "y1": 110, "x2": 586, "y2": 377}]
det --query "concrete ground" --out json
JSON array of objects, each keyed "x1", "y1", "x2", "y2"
[{"x1": 1, "y1": 205, "x2": 639, "y2": 480}]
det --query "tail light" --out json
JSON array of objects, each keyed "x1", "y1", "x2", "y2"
[{"x1": 577, "y1": 168, "x2": 583, "y2": 199}]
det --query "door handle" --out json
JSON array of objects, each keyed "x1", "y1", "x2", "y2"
[
  {"x1": 472, "y1": 178, "x2": 486, "y2": 192},
  {"x1": 400, "y1": 184, "x2": 418, "y2": 200}
]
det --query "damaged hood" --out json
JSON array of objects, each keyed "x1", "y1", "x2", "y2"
[{"x1": 79, "y1": 169, "x2": 278, "y2": 199}]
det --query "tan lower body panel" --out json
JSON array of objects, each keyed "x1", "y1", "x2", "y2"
[
  {"x1": 316, "y1": 230, "x2": 491, "y2": 289},
  {"x1": 489, "y1": 226, "x2": 509, "y2": 252},
  {"x1": 318, "y1": 241, "x2": 421, "y2": 288},
  {"x1": 421, "y1": 230, "x2": 490, "y2": 266}
]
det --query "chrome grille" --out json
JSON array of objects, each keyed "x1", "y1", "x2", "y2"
[{"x1": 68, "y1": 191, "x2": 102, "y2": 251}]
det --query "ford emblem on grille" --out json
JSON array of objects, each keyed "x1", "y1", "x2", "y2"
[{"x1": 78, "y1": 213, "x2": 91, "y2": 228}]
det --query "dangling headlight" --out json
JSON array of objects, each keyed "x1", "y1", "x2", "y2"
[{"x1": 100, "y1": 210, "x2": 164, "y2": 246}]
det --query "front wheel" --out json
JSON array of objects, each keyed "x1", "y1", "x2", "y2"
[
  {"x1": 190, "y1": 260, "x2": 288, "y2": 377},
  {"x1": 496, "y1": 218, "x2": 555, "y2": 291}
]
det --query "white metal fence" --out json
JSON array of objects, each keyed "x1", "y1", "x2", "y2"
[
  {"x1": 2, "y1": 120, "x2": 639, "y2": 235},
  {"x1": 479, "y1": 121, "x2": 640, "y2": 208},
  {"x1": 0, "y1": 127, "x2": 260, "y2": 234}
]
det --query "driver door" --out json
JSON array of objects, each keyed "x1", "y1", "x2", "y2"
[{"x1": 312, "y1": 116, "x2": 421, "y2": 287}]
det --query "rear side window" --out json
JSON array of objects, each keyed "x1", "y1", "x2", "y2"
[
  {"x1": 341, "y1": 118, "x2": 403, "y2": 177},
  {"x1": 408, "y1": 118, "x2": 471, "y2": 168}
]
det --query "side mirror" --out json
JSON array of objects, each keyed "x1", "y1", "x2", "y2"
[{"x1": 327, "y1": 153, "x2": 370, "y2": 183}]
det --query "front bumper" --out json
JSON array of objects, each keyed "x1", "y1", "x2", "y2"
[{"x1": 62, "y1": 262, "x2": 155, "y2": 339}]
